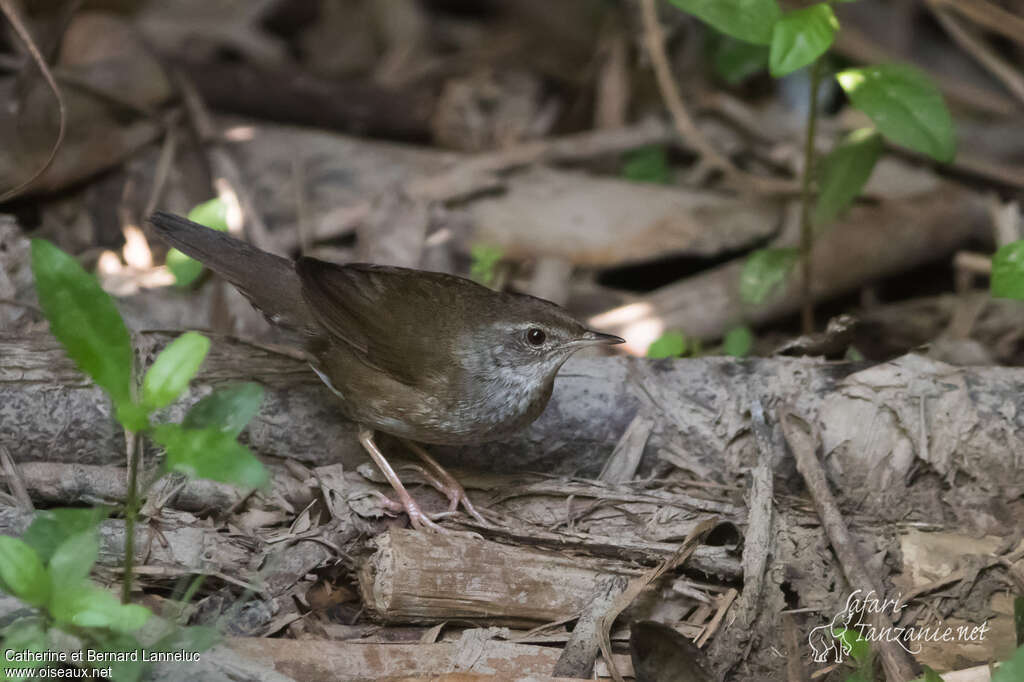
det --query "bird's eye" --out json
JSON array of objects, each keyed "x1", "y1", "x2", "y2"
[{"x1": 526, "y1": 328, "x2": 546, "y2": 346}]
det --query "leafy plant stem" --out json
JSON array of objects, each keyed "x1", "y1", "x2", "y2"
[
  {"x1": 173, "y1": 574, "x2": 208, "y2": 623},
  {"x1": 799, "y1": 56, "x2": 824, "y2": 334},
  {"x1": 121, "y1": 429, "x2": 141, "y2": 604}
]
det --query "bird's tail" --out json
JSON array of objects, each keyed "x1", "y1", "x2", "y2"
[{"x1": 148, "y1": 211, "x2": 317, "y2": 333}]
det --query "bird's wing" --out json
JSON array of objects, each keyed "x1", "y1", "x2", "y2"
[{"x1": 295, "y1": 258, "x2": 473, "y2": 387}]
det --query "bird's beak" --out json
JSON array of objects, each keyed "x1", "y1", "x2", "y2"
[{"x1": 572, "y1": 329, "x2": 626, "y2": 347}]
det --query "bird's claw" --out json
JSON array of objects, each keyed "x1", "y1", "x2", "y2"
[{"x1": 399, "y1": 463, "x2": 489, "y2": 526}]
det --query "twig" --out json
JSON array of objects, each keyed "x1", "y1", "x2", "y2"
[
  {"x1": 143, "y1": 123, "x2": 179, "y2": 220},
  {"x1": 174, "y1": 71, "x2": 277, "y2": 252},
  {"x1": 405, "y1": 116, "x2": 674, "y2": 202},
  {"x1": 0, "y1": 0, "x2": 66, "y2": 202},
  {"x1": 0, "y1": 445, "x2": 33, "y2": 511},
  {"x1": 928, "y1": 3, "x2": 1024, "y2": 107},
  {"x1": 597, "y1": 517, "x2": 717, "y2": 682},
  {"x1": 783, "y1": 613, "x2": 806, "y2": 682},
  {"x1": 638, "y1": 0, "x2": 796, "y2": 196},
  {"x1": 696, "y1": 587, "x2": 737, "y2": 647},
  {"x1": 121, "y1": 429, "x2": 142, "y2": 604},
  {"x1": 953, "y1": 251, "x2": 992, "y2": 295},
  {"x1": 730, "y1": 400, "x2": 776, "y2": 636},
  {"x1": 778, "y1": 407, "x2": 919, "y2": 682},
  {"x1": 638, "y1": 0, "x2": 732, "y2": 175},
  {"x1": 0, "y1": 298, "x2": 42, "y2": 315},
  {"x1": 931, "y1": 0, "x2": 1024, "y2": 48},
  {"x1": 799, "y1": 58, "x2": 825, "y2": 334},
  {"x1": 292, "y1": 156, "x2": 311, "y2": 256},
  {"x1": 53, "y1": 68, "x2": 156, "y2": 119},
  {"x1": 552, "y1": 575, "x2": 628, "y2": 678}
]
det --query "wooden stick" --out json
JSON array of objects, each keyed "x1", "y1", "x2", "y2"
[{"x1": 779, "y1": 407, "x2": 919, "y2": 682}]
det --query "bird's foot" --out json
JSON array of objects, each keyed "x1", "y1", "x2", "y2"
[
  {"x1": 400, "y1": 443, "x2": 491, "y2": 527},
  {"x1": 366, "y1": 488, "x2": 448, "y2": 533},
  {"x1": 400, "y1": 463, "x2": 488, "y2": 526}
]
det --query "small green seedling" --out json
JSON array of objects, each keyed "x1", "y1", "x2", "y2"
[
  {"x1": 647, "y1": 330, "x2": 704, "y2": 358},
  {"x1": 669, "y1": 0, "x2": 955, "y2": 328},
  {"x1": 622, "y1": 145, "x2": 673, "y2": 184},
  {"x1": 991, "y1": 241, "x2": 1024, "y2": 301},
  {"x1": 470, "y1": 244, "x2": 504, "y2": 287},
  {"x1": 165, "y1": 198, "x2": 230, "y2": 287},
  {"x1": 2, "y1": 238, "x2": 268, "y2": 680}
]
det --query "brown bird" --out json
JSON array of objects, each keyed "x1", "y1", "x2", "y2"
[{"x1": 149, "y1": 211, "x2": 623, "y2": 531}]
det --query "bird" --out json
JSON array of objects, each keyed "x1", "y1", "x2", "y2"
[{"x1": 148, "y1": 211, "x2": 624, "y2": 531}]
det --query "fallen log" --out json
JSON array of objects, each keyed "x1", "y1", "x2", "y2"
[
  {"x1": 4, "y1": 332, "x2": 1023, "y2": 504},
  {"x1": 227, "y1": 632, "x2": 635, "y2": 681}
]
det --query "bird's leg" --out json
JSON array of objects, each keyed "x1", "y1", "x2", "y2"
[
  {"x1": 357, "y1": 428, "x2": 446, "y2": 533},
  {"x1": 399, "y1": 439, "x2": 488, "y2": 526}
]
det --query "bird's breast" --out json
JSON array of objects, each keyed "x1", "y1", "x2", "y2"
[{"x1": 309, "y1": 350, "x2": 554, "y2": 445}]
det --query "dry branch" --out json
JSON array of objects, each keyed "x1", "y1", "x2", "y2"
[
  {"x1": 590, "y1": 183, "x2": 988, "y2": 346},
  {"x1": 0, "y1": 0, "x2": 66, "y2": 201},
  {"x1": 221, "y1": 121, "x2": 782, "y2": 266},
  {"x1": 166, "y1": 57, "x2": 436, "y2": 141},
  {"x1": 1, "y1": 461, "x2": 254, "y2": 512},
  {"x1": 358, "y1": 528, "x2": 645, "y2": 626},
  {"x1": 552, "y1": 575, "x2": 627, "y2": 678},
  {"x1": 729, "y1": 401, "x2": 775, "y2": 636},
  {"x1": 780, "y1": 408, "x2": 919, "y2": 682}
]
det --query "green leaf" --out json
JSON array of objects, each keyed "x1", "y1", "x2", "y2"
[
  {"x1": 167, "y1": 197, "x2": 229, "y2": 287},
  {"x1": 917, "y1": 665, "x2": 944, "y2": 682},
  {"x1": 118, "y1": 604, "x2": 153, "y2": 632},
  {"x1": 116, "y1": 402, "x2": 150, "y2": 433},
  {"x1": 993, "y1": 643, "x2": 1024, "y2": 682},
  {"x1": 30, "y1": 239, "x2": 134, "y2": 409},
  {"x1": 90, "y1": 634, "x2": 149, "y2": 682},
  {"x1": 723, "y1": 325, "x2": 754, "y2": 357},
  {"x1": 48, "y1": 530, "x2": 98, "y2": 588},
  {"x1": 833, "y1": 627, "x2": 872, "y2": 665},
  {"x1": 622, "y1": 146, "x2": 672, "y2": 184},
  {"x1": 154, "y1": 624, "x2": 219, "y2": 654},
  {"x1": 712, "y1": 35, "x2": 769, "y2": 84},
  {"x1": 814, "y1": 128, "x2": 883, "y2": 226},
  {"x1": 50, "y1": 585, "x2": 151, "y2": 633},
  {"x1": 667, "y1": 0, "x2": 781, "y2": 46},
  {"x1": 836, "y1": 63, "x2": 955, "y2": 162},
  {"x1": 470, "y1": 244, "x2": 503, "y2": 287},
  {"x1": 0, "y1": 619, "x2": 48, "y2": 674},
  {"x1": 647, "y1": 331, "x2": 687, "y2": 359},
  {"x1": 991, "y1": 240, "x2": 1024, "y2": 300},
  {"x1": 153, "y1": 423, "x2": 268, "y2": 489},
  {"x1": 740, "y1": 248, "x2": 799, "y2": 304},
  {"x1": 187, "y1": 197, "x2": 229, "y2": 232},
  {"x1": 166, "y1": 251, "x2": 204, "y2": 288},
  {"x1": 183, "y1": 383, "x2": 264, "y2": 436},
  {"x1": 142, "y1": 332, "x2": 210, "y2": 410},
  {"x1": 0, "y1": 537, "x2": 50, "y2": 607},
  {"x1": 21, "y1": 507, "x2": 110, "y2": 564},
  {"x1": 769, "y1": 3, "x2": 838, "y2": 77}
]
